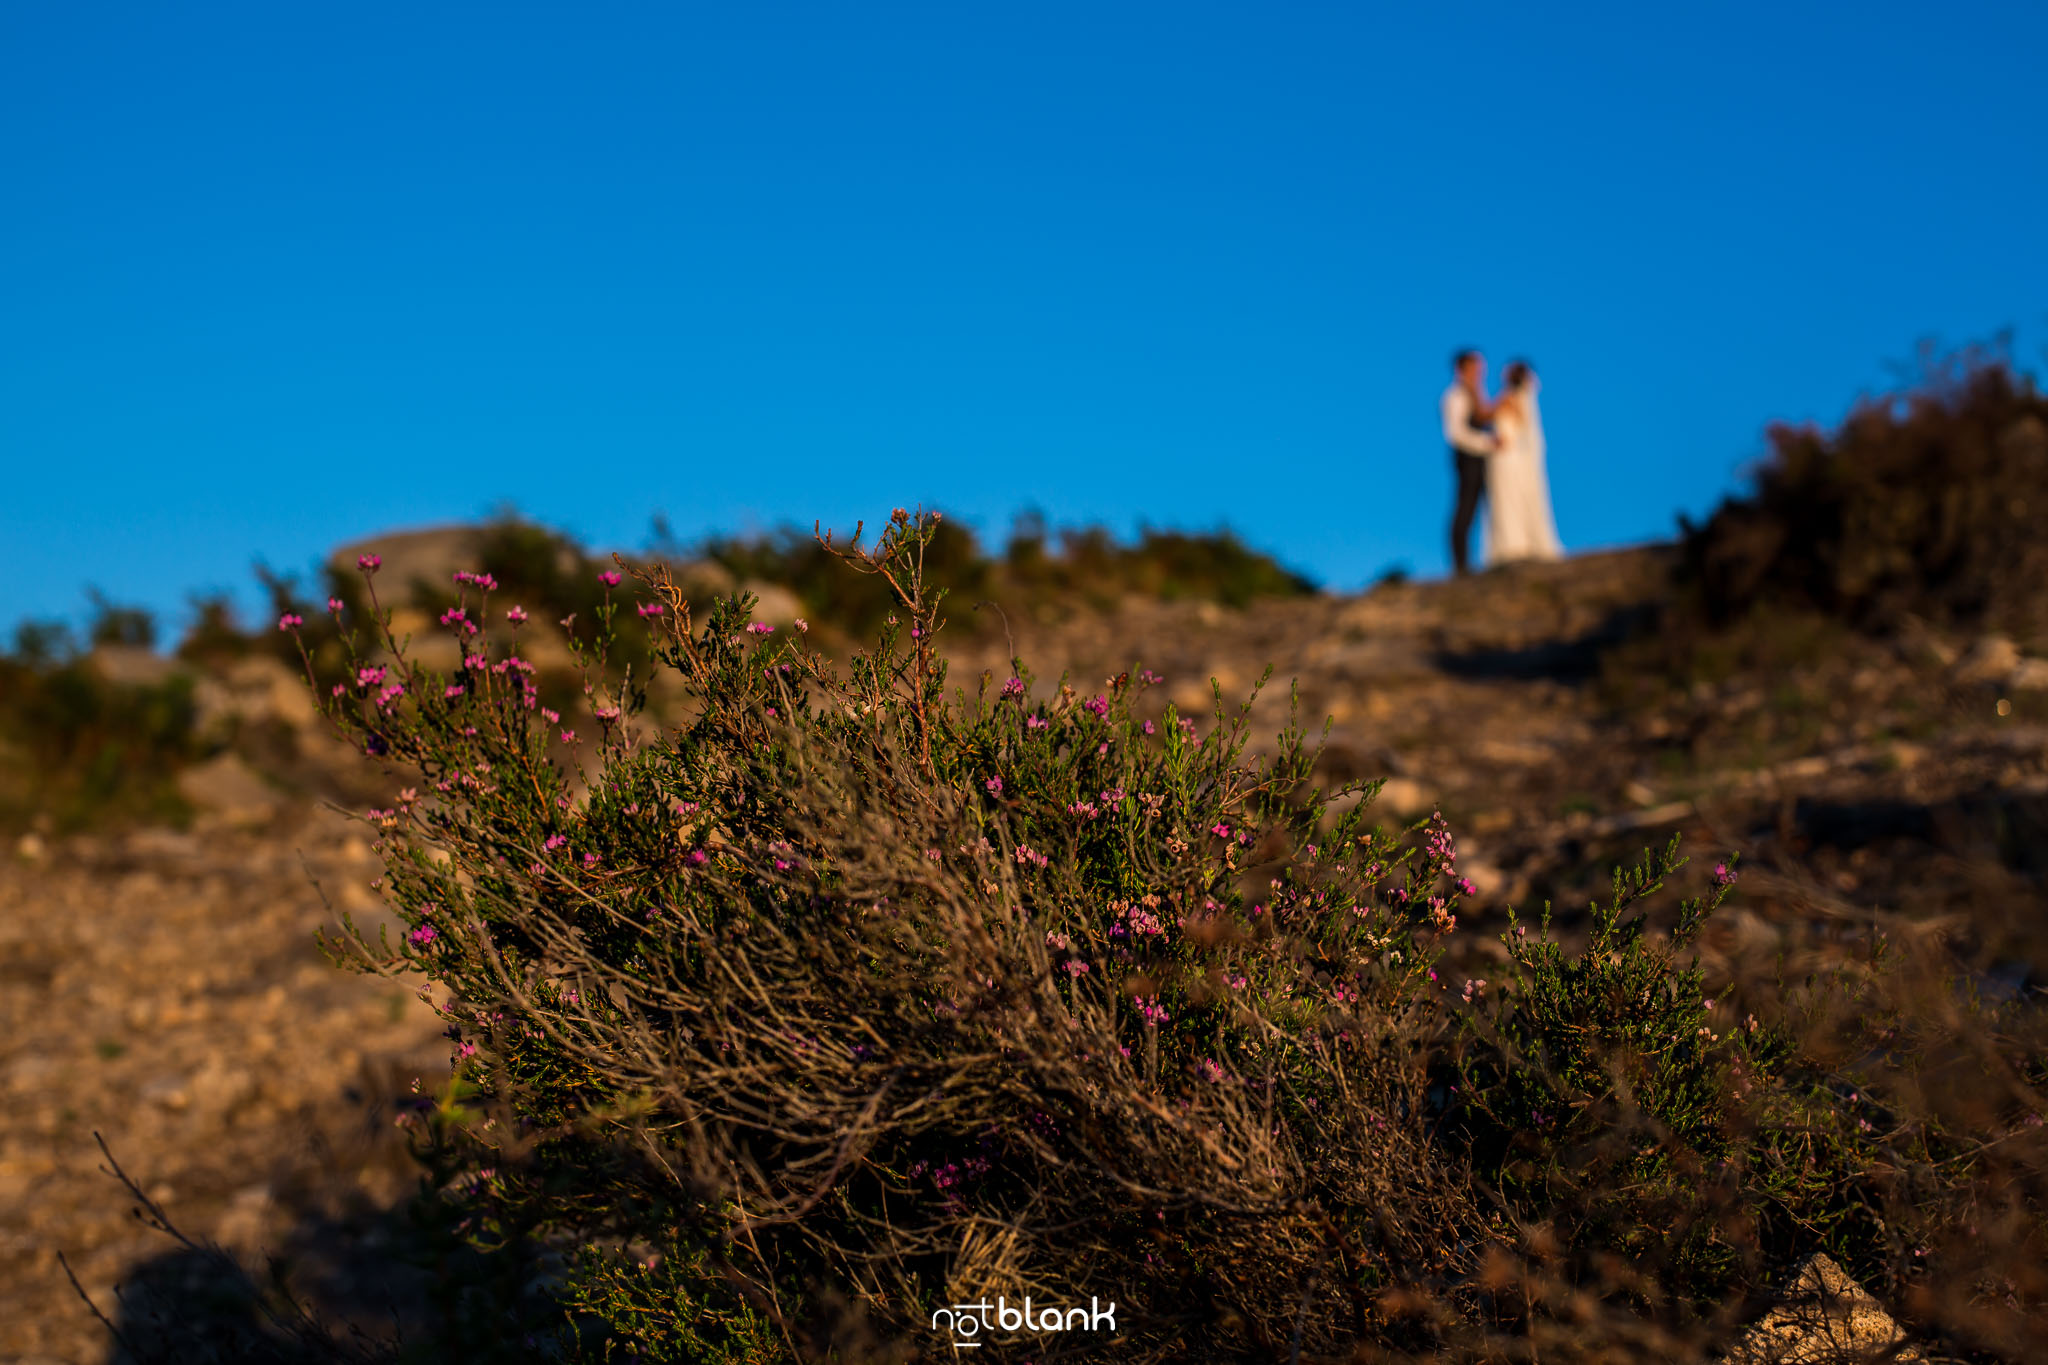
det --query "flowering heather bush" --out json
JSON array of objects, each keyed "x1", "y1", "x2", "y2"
[{"x1": 284, "y1": 511, "x2": 2047, "y2": 1360}]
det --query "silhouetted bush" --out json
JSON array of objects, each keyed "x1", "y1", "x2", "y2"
[{"x1": 1680, "y1": 344, "x2": 2048, "y2": 638}]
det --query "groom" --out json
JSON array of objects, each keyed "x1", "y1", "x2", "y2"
[{"x1": 1440, "y1": 348, "x2": 1498, "y2": 576}]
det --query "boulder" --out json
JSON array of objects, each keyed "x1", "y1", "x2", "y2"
[
  {"x1": 1722, "y1": 1254, "x2": 1920, "y2": 1364},
  {"x1": 85, "y1": 645, "x2": 185, "y2": 688},
  {"x1": 175, "y1": 753, "x2": 279, "y2": 828},
  {"x1": 1952, "y1": 634, "x2": 2021, "y2": 685},
  {"x1": 740, "y1": 580, "x2": 807, "y2": 627}
]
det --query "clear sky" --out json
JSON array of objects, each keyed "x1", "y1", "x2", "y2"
[{"x1": 3, "y1": 1, "x2": 2044, "y2": 638}]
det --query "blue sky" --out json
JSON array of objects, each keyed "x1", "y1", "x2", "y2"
[{"x1": 3, "y1": 1, "x2": 2044, "y2": 638}]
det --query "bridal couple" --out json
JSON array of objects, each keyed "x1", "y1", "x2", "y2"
[{"x1": 1440, "y1": 348, "x2": 1563, "y2": 573}]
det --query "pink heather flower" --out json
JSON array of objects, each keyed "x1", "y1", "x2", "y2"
[
  {"x1": 984, "y1": 776, "x2": 1003, "y2": 795},
  {"x1": 276, "y1": 612, "x2": 302, "y2": 631},
  {"x1": 560, "y1": 729, "x2": 577, "y2": 743},
  {"x1": 687, "y1": 848, "x2": 709, "y2": 865},
  {"x1": 407, "y1": 924, "x2": 436, "y2": 947},
  {"x1": 1000, "y1": 677, "x2": 1025, "y2": 698},
  {"x1": 793, "y1": 617, "x2": 808, "y2": 633},
  {"x1": 544, "y1": 835, "x2": 568, "y2": 851},
  {"x1": 1199, "y1": 1058, "x2": 1226, "y2": 1083},
  {"x1": 745, "y1": 622, "x2": 773, "y2": 635},
  {"x1": 357, "y1": 553, "x2": 381, "y2": 573},
  {"x1": 1063, "y1": 959, "x2": 1090, "y2": 976},
  {"x1": 1027, "y1": 714, "x2": 1048, "y2": 730},
  {"x1": 356, "y1": 665, "x2": 386, "y2": 687},
  {"x1": 1083, "y1": 694, "x2": 1109, "y2": 717},
  {"x1": 376, "y1": 684, "x2": 406, "y2": 708},
  {"x1": 541, "y1": 707, "x2": 560, "y2": 724},
  {"x1": 327, "y1": 597, "x2": 344, "y2": 614},
  {"x1": 594, "y1": 705, "x2": 620, "y2": 722},
  {"x1": 1713, "y1": 862, "x2": 1738, "y2": 887},
  {"x1": 1142, "y1": 719, "x2": 1156, "y2": 735},
  {"x1": 506, "y1": 605, "x2": 528, "y2": 625},
  {"x1": 637, "y1": 602, "x2": 664, "y2": 618},
  {"x1": 599, "y1": 570, "x2": 622, "y2": 588},
  {"x1": 444, "y1": 684, "x2": 466, "y2": 699},
  {"x1": 582, "y1": 852, "x2": 601, "y2": 867},
  {"x1": 330, "y1": 683, "x2": 346, "y2": 697},
  {"x1": 440, "y1": 607, "x2": 467, "y2": 627},
  {"x1": 456, "y1": 1041, "x2": 477, "y2": 1059},
  {"x1": 1209, "y1": 822, "x2": 1231, "y2": 839},
  {"x1": 1457, "y1": 877, "x2": 1478, "y2": 897},
  {"x1": 475, "y1": 573, "x2": 497, "y2": 591}
]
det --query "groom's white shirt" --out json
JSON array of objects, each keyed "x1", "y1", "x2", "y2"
[{"x1": 1441, "y1": 383, "x2": 1497, "y2": 456}]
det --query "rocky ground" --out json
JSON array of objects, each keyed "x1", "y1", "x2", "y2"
[{"x1": 4, "y1": 543, "x2": 2045, "y2": 1361}]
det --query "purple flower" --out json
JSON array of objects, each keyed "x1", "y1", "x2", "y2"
[
  {"x1": 1713, "y1": 862, "x2": 1738, "y2": 887},
  {"x1": 745, "y1": 622, "x2": 774, "y2": 635},
  {"x1": 599, "y1": 570, "x2": 622, "y2": 588},
  {"x1": 638, "y1": 602, "x2": 665, "y2": 619},
  {"x1": 544, "y1": 834, "x2": 568, "y2": 851},
  {"x1": 276, "y1": 613, "x2": 302, "y2": 631},
  {"x1": 1000, "y1": 677, "x2": 1025, "y2": 698},
  {"x1": 407, "y1": 924, "x2": 437, "y2": 947},
  {"x1": 985, "y1": 776, "x2": 1004, "y2": 795}
]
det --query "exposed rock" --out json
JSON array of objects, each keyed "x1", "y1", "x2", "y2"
[
  {"x1": 1952, "y1": 634, "x2": 2021, "y2": 685},
  {"x1": 331, "y1": 524, "x2": 488, "y2": 600},
  {"x1": 84, "y1": 645, "x2": 185, "y2": 688},
  {"x1": 740, "y1": 579, "x2": 807, "y2": 627},
  {"x1": 174, "y1": 752, "x2": 278, "y2": 828},
  {"x1": 2010, "y1": 656, "x2": 2048, "y2": 691},
  {"x1": 1722, "y1": 1254, "x2": 1920, "y2": 1363},
  {"x1": 192, "y1": 653, "x2": 320, "y2": 735}
]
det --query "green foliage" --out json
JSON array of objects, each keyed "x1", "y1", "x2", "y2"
[
  {"x1": 0, "y1": 646, "x2": 199, "y2": 832},
  {"x1": 1459, "y1": 843, "x2": 1757, "y2": 1292}
]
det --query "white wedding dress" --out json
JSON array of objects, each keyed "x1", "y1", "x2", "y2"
[{"x1": 1484, "y1": 384, "x2": 1564, "y2": 565}]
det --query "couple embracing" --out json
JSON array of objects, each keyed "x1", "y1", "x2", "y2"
[{"x1": 1440, "y1": 348, "x2": 1563, "y2": 574}]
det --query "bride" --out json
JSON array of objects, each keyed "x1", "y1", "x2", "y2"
[{"x1": 1484, "y1": 360, "x2": 1564, "y2": 564}]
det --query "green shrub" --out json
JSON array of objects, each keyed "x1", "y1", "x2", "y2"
[{"x1": 0, "y1": 620, "x2": 199, "y2": 832}]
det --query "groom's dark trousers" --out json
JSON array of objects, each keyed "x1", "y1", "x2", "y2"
[{"x1": 1449, "y1": 450, "x2": 1487, "y2": 575}]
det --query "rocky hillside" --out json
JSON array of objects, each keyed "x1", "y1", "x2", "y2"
[{"x1": 3, "y1": 530, "x2": 2046, "y2": 1361}]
